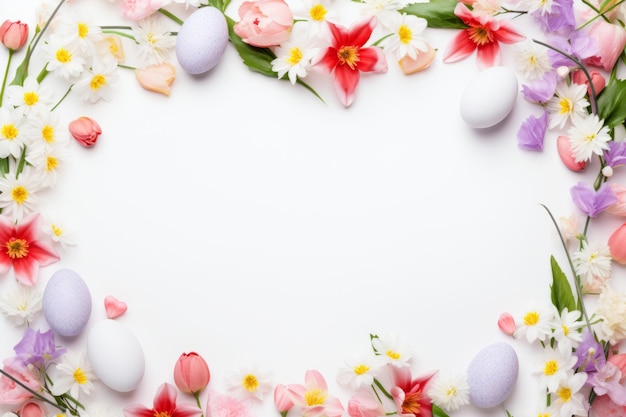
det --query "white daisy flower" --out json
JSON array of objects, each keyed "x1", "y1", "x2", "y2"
[
  {"x1": 594, "y1": 284, "x2": 626, "y2": 345},
  {"x1": 271, "y1": 26, "x2": 321, "y2": 85},
  {"x1": 360, "y1": 0, "x2": 405, "y2": 27},
  {"x1": 428, "y1": 371, "x2": 470, "y2": 412},
  {"x1": 132, "y1": 15, "x2": 177, "y2": 65},
  {"x1": 54, "y1": 10, "x2": 103, "y2": 55},
  {"x1": 0, "y1": 167, "x2": 44, "y2": 222},
  {"x1": 73, "y1": 57, "x2": 120, "y2": 103},
  {"x1": 26, "y1": 108, "x2": 67, "y2": 149},
  {"x1": 336, "y1": 352, "x2": 385, "y2": 390},
  {"x1": 44, "y1": 34, "x2": 87, "y2": 80},
  {"x1": 546, "y1": 81, "x2": 589, "y2": 129},
  {"x1": 41, "y1": 213, "x2": 77, "y2": 250},
  {"x1": 572, "y1": 240, "x2": 612, "y2": 291},
  {"x1": 567, "y1": 113, "x2": 611, "y2": 162},
  {"x1": 0, "y1": 107, "x2": 30, "y2": 159},
  {"x1": 0, "y1": 280, "x2": 43, "y2": 326},
  {"x1": 534, "y1": 347, "x2": 577, "y2": 393},
  {"x1": 26, "y1": 138, "x2": 70, "y2": 188},
  {"x1": 551, "y1": 308, "x2": 584, "y2": 355},
  {"x1": 290, "y1": 0, "x2": 335, "y2": 40},
  {"x1": 382, "y1": 12, "x2": 429, "y2": 60},
  {"x1": 371, "y1": 333, "x2": 412, "y2": 367},
  {"x1": 514, "y1": 40, "x2": 552, "y2": 80},
  {"x1": 224, "y1": 360, "x2": 273, "y2": 401},
  {"x1": 514, "y1": 301, "x2": 555, "y2": 344},
  {"x1": 545, "y1": 372, "x2": 588, "y2": 417},
  {"x1": 50, "y1": 350, "x2": 97, "y2": 399},
  {"x1": 4, "y1": 76, "x2": 54, "y2": 116}
]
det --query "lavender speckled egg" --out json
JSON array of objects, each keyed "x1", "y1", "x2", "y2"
[
  {"x1": 176, "y1": 6, "x2": 228, "y2": 75},
  {"x1": 87, "y1": 319, "x2": 145, "y2": 392},
  {"x1": 467, "y1": 342, "x2": 518, "y2": 408},
  {"x1": 42, "y1": 269, "x2": 92, "y2": 337}
]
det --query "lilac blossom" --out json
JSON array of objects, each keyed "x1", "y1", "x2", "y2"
[
  {"x1": 521, "y1": 71, "x2": 558, "y2": 103},
  {"x1": 570, "y1": 181, "x2": 618, "y2": 217},
  {"x1": 604, "y1": 141, "x2": 626, "y2": 168},
  {"x1": 546, "y1": 30, "x2": 599, "y2": 67},
  {"x1": 13, "y1": 328, "x2": 65, "y2": 369},
  {"x1": 589, "y1": 362, "x2": 626, "y2": 405},
  {"x1": 575, "y1": 329, "x2": 605, "y2": 381},
  {"x1": 517, "y1": 111, "x2": 549, "y2": 150},
  {"x1": 532, "y1": 0, "x2": 575, "y2": 32}
]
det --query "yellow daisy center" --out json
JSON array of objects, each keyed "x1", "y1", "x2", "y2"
[
  {"x1": 558, "y1": 97, "x2": 572, "y2": 115},
  {"x1": 543, "y1": 359, "x2": 558, "y2": 376},
  {"x1": 446, "y1": 386, "x2": 458, "y2": 397},
  {"x1": 23, "y1": 91, "x2": 39, "y2": 106},
  {"x1": 73, "y1": 368, "x2": 88, "y2": 384},
  {"x1": 386, "y1": 349, "x2": 401, "y2": 360},
  {"x1": 309, "y1": 4, "x2": 327, "y2": 21},
  {"x1": 556, "y1": 386, "x2": 571, "y2": 402},
  {"x1": 51, "y1": 224, "x2": 63, "y2": 237},
  {"x1": 17, "y1": 301, "x2": 28, "y2": 311},
  {"x1": 288, "y1": 47, "x2": 303, "y2": 65},
  {"x1": 242, "y1": 374, "x2": 259, "y2": 392},
  {"x1": 337, "y1": 46, "x2": 360, "y2": 70},
  {"x1": 78, "y1": 22, "x2": 89, "y2": 39},
  {"x1": 523, "y1": 311, "x2": 539, "y2": 326},
  {"x1": 398, "y1": 25, "x2": 413, "y2": 44},
  {"x1": 46, "y1": 156, "x2": 59, "y2": 172},
  {"x1": 2, "y1": 124, "x2": 18, "y2": 140},
  {"x1": 90, "y1": 75, "x2": 107, "y2": 91},
  {"x1": 12, "y1": 186, "x2": 28, "y2": 204},
  {"x1": 304, "y1": 388, "x2": 326, "y2": 406},
  {"x1": 6, "y1": 238, "x2": 29, "y2": 259},
  {"x1": 56, "y1": 48, "x2": 72, "y2": 64},
  {"x1": 562, "y1": 325, "x2": 569, "y2": 336},
  {"x1": 353, "y1": 363, "x2": 370, "y2": 375},
  {"x1": 42, "y1": 125, "x2": 55, "y2": 143}
]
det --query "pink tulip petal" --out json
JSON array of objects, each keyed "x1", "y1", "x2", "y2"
[
  {"x1": 443, "y1": 30, "x2": 477, "y2": 63},
  {"x1": 105, "y1": 295, "x2": 128, "y2": 319}
]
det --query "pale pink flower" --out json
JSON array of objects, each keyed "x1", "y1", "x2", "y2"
[
  {"x1": 346, "y1": 391, "x2": 385, "y2": 417},
  {"x1": 584, "y1": 20, "x2": 626, "y2": 71},
  {"x1": 0, "y1": 357, "x2": 40, "y2": 405},
  {"x1": 118, "y1": 0, "x2": 161, "y2": 20},
  {"x1": 590, "y1": 394, "x2": 626, "y2": 417},
  {"x1": 287, "y1": 370, "x2": 344, "y2": 417},
  {"x1": 206, "y1": 391, "x2": 252, "y2": 417},
  {"x1": 233, "y1": 0, "x2": 293, "y2": 48}
]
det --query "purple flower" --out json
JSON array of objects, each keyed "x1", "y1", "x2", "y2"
[
  {"x1": 589, "y1": 362, "x2": 626, "y2": 405},
  {"x1": 13, "y1": 328, "x2": 65, "y2": 369},
  {"x1": 517, "y1": 111, "x2": 549, "y2": 151},
  {"x1": 604, "y1": 141, "x2": 626, "y2": 168},
  {"x1": 547, "y1": 30, "x2": 599, "y2": 67},
  {"x1": 521, "y1": 71, "x2": 558, "y2": 103},
  {"x1": 532, "y1": 0, "x2": 575, "y2": 33},
  {"x1": 575, "y1": 329, "x2": 605, "y2": 379},
  {"x1": 570, "y1": 181, "x2": 618, "y2": 217}
]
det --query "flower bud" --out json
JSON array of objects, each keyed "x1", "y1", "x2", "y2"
[
  {"x1": 557, "y1": 135, "x2": 586, "y2": 171},
  {"x1": 68, "y1": 117, "x2": 102, "y2": 148},
  {"x1": 608, "y1": 223, "x2": 626, "y2": 264},
  {"x1": 135, "y1": 63, "x2": 176, "y2": 96},
  {"x1": 572, "y1": 69, "x2": 605, "y2": 96},
  {"x1": 0, "y1": 20, "x2": 28, "y2": 51},
  {"x1": 18, "y1": 402, "x2": 43, "y2": 417},
  {"x1": 557, "y1": 66, "x2": 570, "y2": 78},
  {"x1": 173, "y1": 352, "x2": 210, "y2": 394},
  {"x1": 273, "y1": 383, "x2": 294, "y2": 414}
]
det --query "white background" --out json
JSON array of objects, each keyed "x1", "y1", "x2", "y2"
[{"x1": 2, "y1": 1, "x2": 624, "y2": 417}]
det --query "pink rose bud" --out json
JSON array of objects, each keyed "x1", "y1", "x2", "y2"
[
  {"x1": 556, "y1": 135, "x2": 586, "y2": 171},
  {"x1": 0, "y1": 20, "x2": 28, "y2": 51},
  {"x1": 135, "y1": 63, "x2": 176, "y2": 96},
  {"x1": 273, "y1": 383, "x2": 293, "y2": 414},
  {"x1": 173, "y1": 352, "x2": 211, "y2": 394},
  {"x1": 68, "y1": 117, "x2": 102, "y2": 148},
  {"x1": 19, "y1": 402, "x2": 43, "y2": 417},
  {"x1": 608, "y1": 223, "x2": 626, "y2": 265},
  {"x1": 233, "y1": 0, "x2": 293, "y2": 48},
  {"x1": 497, "y1": 312, "x2": 516, "y2": 336},
  {"x1": 572, "y1": 69, "x2": 605, "y2": 96}
]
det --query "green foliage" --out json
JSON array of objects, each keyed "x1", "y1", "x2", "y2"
[
  {"x1": 549, "y1": 255, "x2": 577, "y2": 314},
  {"x1": 401, "y1": 0, "x2": 466, "y2": 29},
  {"x1": 597, "y1": 77, "x2": 626, "y2": 128},
  {"x1": 433, "y1": 404, "x2": 450, "y2": 417}
]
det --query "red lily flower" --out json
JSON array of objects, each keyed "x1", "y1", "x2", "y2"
[
  {"x1": 442, "y1": 2, "x2": 525, "y2": 69},
  {"x1": 316, "y1": 17, "x2": 387, "y2": 107},
  {"x1": 124, "y1": 383, "x2": 202, "y2": 417},
  {"x1": 389, "y1": 366, "x2": 437, "y2": 417},
  {"x1": 0, "y1": 213, "x2": 59, "y2": 286}
]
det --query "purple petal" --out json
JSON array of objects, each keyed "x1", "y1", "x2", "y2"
[
  {"x1": 521, "y1": 71, "x2": 558, "y2": 103},
  {"x1": 517, "y1": 111, "x2": 549, "y2": 150},
  {"x1": 605, "y1": 141, "x2": 626, "y2": 168},
  {"x1": 570, "y1": 181, "x2": 618, "y2": 217}
]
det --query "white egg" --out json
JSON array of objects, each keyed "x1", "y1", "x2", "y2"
[
  {"x1": 42, "y1": 269, "x2": 92, "y2": 337},
  {"x1": 467, "y1": 342, "x2": 518, "y2": 408},
  {"x1": 176, "y1": 6, "x2": 229, "y2": 75},
  {"x1": 87, "y1": 319, "x2": 145, "y2": 392},
  {"x1": 459, "y1": 66, "x2": 518, "y2": 129}
]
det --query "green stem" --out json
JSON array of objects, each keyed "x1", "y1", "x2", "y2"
[
  {"x1": 372, "y1": 377, "x2": 393, "y2": 400},
  {"x1": 117, "y1": 64, "x2": 137, "y2": 70},
  {"x1": 0, "y1": 49, "x2": 13, "y2": 107},
  {"x1": 101, "y1": 30, "x2": 137, "y2": 42},
  {"x1": 36, "y1": 63, "x2": 49, "y2": 84},
  {"x1": 0, "y1": 368, "x2": 68, "y2": 413},
  {"x1": 51, "y1": 84, "x2": 73, "y2": 111},
  {"x1": 158, "y1": 8, "x2": 184, "y2": 25},
  {"x1": 193, "y1": 391, "x2": 204, "y2": 417}
]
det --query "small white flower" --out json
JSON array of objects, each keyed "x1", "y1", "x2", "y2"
[
  {"x1": 50, "y1": 350, "x2": 97, "y2": 399},
  {"x1": 132, "y1": 15, "x2": 177, "y2": 65},
  {"x1": 0, "y1": 107, "x2": 30, "y2": 159},
  {"x1": 551, "y1": 307, "x2": 584, "y2": 355},
  {"x1": 545, "y1": 372, "x2": 588, "y2": 417},
  {"x1": 73, "y1": 57, "x2": 120, "y2": 103},
  {"x1": 568, "y1": 114, "x2": 611, "y2": 162},
  {"x1": 0, "y1": 167, "x2": 44, "y2": 222},
  {"x1": 382, "y1": 13, "x2": 429, "y2": 60},
  {"x1": 292, "y1": 0, "x2": 335, "y2": 39},
  {"x1": 26, "y1": 138, "x2": 70, "y2": 188},
  {"x1": 595, "y1": 284, "x2": 626, "y2": 345},
  {"x1": 4, "y1": 76, "x2": 54, "y2": 116},
  {"x1": 428, "y1": 371, "x2": 470, "y2": 412},
  {"x1": 572, "y1": 240, "x2": 612, "y2": 292},
  {"x1": 371, "y1": 333, "x2": 412, "y2": 367},
  {"x1": 514, "y1": 40, "x2": 552, "y2": 80},
  {"x1": 359, "y1": 0, "x2": 405, "y2": 27},
  {"x1": 336, "y1": 352, "x2": 385, "y2": 390},
  {"x1": 0, "y1": 280, "x2": 43, "y2": 326},
  {"x1": 534, "y1": 347, "x2": 577, "y2": 393},
  {"x1": 44, "y1": 34, "x2": 87, "y2": 80},
  {"x1": 224, "y1": 360, "x2": 273, "y2": 401},
  {"x1": 546, "y1": 81, "x2": 589, "y2": 129},
  {"x1": 271, "y1": 26, "x2": 320, "y2": 85},
  {"x1": 41, "y1": 213, "x2": 76, "y2": 250},
  {"x1": 514, "y1": 301, "x2": 555, "y2": 344}
]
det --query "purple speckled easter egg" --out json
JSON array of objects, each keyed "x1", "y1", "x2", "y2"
[
  {"x1": 467, "y1": 342, "x2": 518, "y2": 408},
  {"x1": 42, "y1": 269, "x2": 92, "y2": 337},
  {"x1": 176, "y1": 6, "x2": 228, "y2": 75}
]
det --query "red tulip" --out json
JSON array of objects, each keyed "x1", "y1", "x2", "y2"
[
  {"x1": 173, "y1": 352, "x2": 210, "y2": 394},
  {"x1": 0, "y1": 20, "x2": 28, "y2": 51},
  {"x1": 68, "y1": 117, "x2": 102, "y2": 148},
  {"x1": 608, "y1": 223, "x2": 626, "y2": 265}
]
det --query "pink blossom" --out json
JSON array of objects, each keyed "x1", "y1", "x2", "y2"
[
  {"x1": 206, "y1": 391, "x2": 252, "y2": 417},
  {"x1": 135, "y1": 63, "x2": 176, "y2": 96},
  {"x1": 584, "y1": 20, "x2": 626, "y2": 71},
  {"x1": 124, "y1": 383, "x2": 202, "y2": 417},
  {"x1": 0, "y1": 20, "x2": 28, "y2": 52},
  {"x1": 590, "y1": 362, "x2": 626, "y2": 405},
  {"x1": 389, "y1": 365, "x2": 437, "y2": 417},
  {"x1": 347, "y1": 391, "x2": 385, "y2": 417},
  {"x1": 497, "y1": 312, "x2": 516, "y2": 336},
  {"x1": 233, "y1": 0, "x2": 293, "y2": 48},
  {"x1": 68, "y1": 117, "x2": 102, "y2": 148},
  {"x1": 287, "y1": 370, "x2": 344, "y2": 417},
  {"x1": 118, "y1": 0, "x2": 162, "y2": 20},
  {"x1": 18, "y1": 401, "x2": 44, "y2": 417},
  {"x1": 572, "y1": 69, "x2": 605, "y2": 96},
  {"x1": 274, "y1": 384, "x2": 294, "y2": 414},
  {"x1": 0, "y1": 357, "x2": 40, "y2": 405},
  {"x1": 592, "y1": 394, "x2": 626, "y2": 417}
]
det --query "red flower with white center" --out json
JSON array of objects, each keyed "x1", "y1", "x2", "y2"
[
  {"x1": 442, "y1": 2, "x2": 525, "y2": 69},
  {"x1": 316, "y1": 17, "x2": 387, "y2": 107},
  {"x1": 389, "y1": 365, "x2": 438, "y2": 417},
  {"x1": 0, "y1": 213, "x2": 59, "y2": 286}
]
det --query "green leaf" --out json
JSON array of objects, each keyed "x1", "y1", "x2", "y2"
[
  {"x1": 549, "y1": 255, "x2": 577, "y2": 314},
  {"x1": 432, "y1": 404, "x2": 450, "y2": 417},
  {"x1": 401, "y1": 0, "x2": 466, "y2": 29},
  {"x1": 597, "y1": 77, "x2": 626, "y2": 128}
]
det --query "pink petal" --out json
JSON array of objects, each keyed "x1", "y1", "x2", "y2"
[
  {"x1": 356, "y1": 47, "x2": 387, "y2": 73},
  {"x1": 304, "y1": 369, "x2": 328, "y2": 390},
  {"x1": 153, "y1": 383, "x2": 177, "y2": 412},
  {"x1": 332, "y1": 64, "x2": 360, "y2": 107},
  {"x1": 347, "y1": 17, "x2": 376, "y2": 48},
  {"x1": 105, "y1": 295, "x2": 128, "y2": 319},
  {"x1": 12, "y1": 258, "x2": 38, "y2": 286},
  {"x1": 442, "y1": 30, "x2": 477, "y2": 63},
  {"x1": 498, "y1": 312, "x2": 516, "y2": 335},
  {"x1": 476, "y1": 41, "x2": 500, "y2": 69},
  {"x1": 15, "y1": 213, "x2": 41, "y2": 242},
  {"x1": 123, "y1": 405, "x2": 155, "y2": 417},
  {"x1": 492, "y1": 21, "x2": 526, "y2": 44}
]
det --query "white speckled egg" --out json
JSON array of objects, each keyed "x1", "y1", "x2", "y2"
[
  {"x1": 176, "y1": 6, "x2": 229, "y2": 75},
  {"x1": 42, "y1": 269, "x2": 92, "y2": 337},
  {"x1": 460, "y1": 66, "x2": 518, "y2": 129},
  {"x1": 467, "y1": 342, "x2": 518, "y2": 408},
  {"x1": 87, "y1": 319, "x2": 145, "y2": 392}
]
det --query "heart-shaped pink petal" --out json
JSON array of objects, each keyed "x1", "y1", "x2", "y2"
[
  {"x1": 104, "y1": 295, "x2": 127, "y2": 319},
  {"x1": 497, "y1": 312, "x2": 516, "y2": 336}
]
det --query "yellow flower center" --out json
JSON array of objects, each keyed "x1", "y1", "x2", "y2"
[
  {"x1": 562, "y1": 325, "x2": 569, "y2": 336},
  {"x1": 78, "y1": 22, "x2": 89, "y2": 39},
  {"x1": 56, "y1": 48, "x2": 72, "y2": 64},
  {"x1": 523, "y1": 311, "x2": 539, "y2": 326},
  {"x1": 2, "y1": 124, "x2": 18, "y2": 140},
  {"x1": 337, "y1": 46, "x2": 360, "y2": 69},
  {"x1": 287, "y1": 47, "x2": 303, "y2": 65},
  {"x1": 468, "y1": 26, "x2": 493, "y2": 45},
  {"x1": 353, "y1": 363, "x2": 370, "y2": 375},
  {"x1": 12, "y1": 186, "x2": 28, "y2": 204},
  {"x1": 543, "y1": 359, "x2": 558, "y2": 376},
  {"x1": 42, "y1": 125, "x2": 55, "y2": 143},
  {"x1": 538, "y1": 414, "x2": 550, "y2": 417},
  {"x1": 446, "y1": 386, "x2": 458, "y2": 397},
  {"x1": 17, "y1": 301, "x2": 28, "y2": 311},
  {"x1": 242, "y1": 374, "x2": 259, "y2": 392},
  {"x1": 90, "y1": 75, "x2": 107, "y2": 91},
  {"x1": 557, "y1": 386, "x2": 571, "y2": 402},
  {"x1": 73, "y1": 368, "x2": 88, "y2": 384},
  {"x1": 154, "y1": 412, "x2": 171, "y2": 417},
  {"x1": 558, "y1": 97, "x2": 572, "y2": 115},
  {"x1": 309, "y1": 4, "x2": 327, "y2": 21},
  {"x1": 51, "y1": 224, "x2": 63, "y2": 237},
  {"x1": 23, "y1": 91, "x2": 39, "y2": 106},
  {"x1": 304, "y1": 388, "x2": 326, "y2": 406},
  {"x1": 386, "y1": 350, "x2": 401, "y2": 360},
  {"x1": 6, "y1": 238, "x2": 29, "y2": 259},
  {"x1": 46, "y1": 156, "x2": 59, "y2": 172},
  {"x1": 584, "y1": 133, "x2": 597, "y2": 143},
  {"x1": 398, "y1": 24, "x2": 413, "y2": 44}
]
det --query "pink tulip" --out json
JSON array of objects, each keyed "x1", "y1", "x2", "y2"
[
  {"x1": 556, "y1": 135, "x2": 586, "y2": 171},
  {"x1": 135, "y1": 63, "x2": 176, "y2": 96},
  {"x1": 497, "y1": 312, "x2": 516, "y2": 336},
  {"x1": 19, "y1": 401, "x2": 44, "y2": 417},
  {"x1": 233, "y1": 0, "x2": 293, "y2": 48},
  {"x1": 608, "y1": 223, "x2": 626, "y2": 264},
  {"x1": 572, "y1": 69, "x2": 605, "y2": 96},
  {"x1": 173, "y1": 352, "x2": 210, "y2": 394},
  {"x1": 608, "y1": 184, "x2": 626, "y2": 217},
  {"x1": 0, "y1": 20, "x2": 28, "y2": 51},
  {"x1": 68, "y1": 117, "x2": 102, "y2": 148},
  {"x1": 584, "y1": 20, "x2": 626, "y2": 72},
  {"x1": 273, "y1": 384, "x2": 293, "y2": 415},
  {"x1": 0, "y1": 357, "x2": 40, "y2": 405}
]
